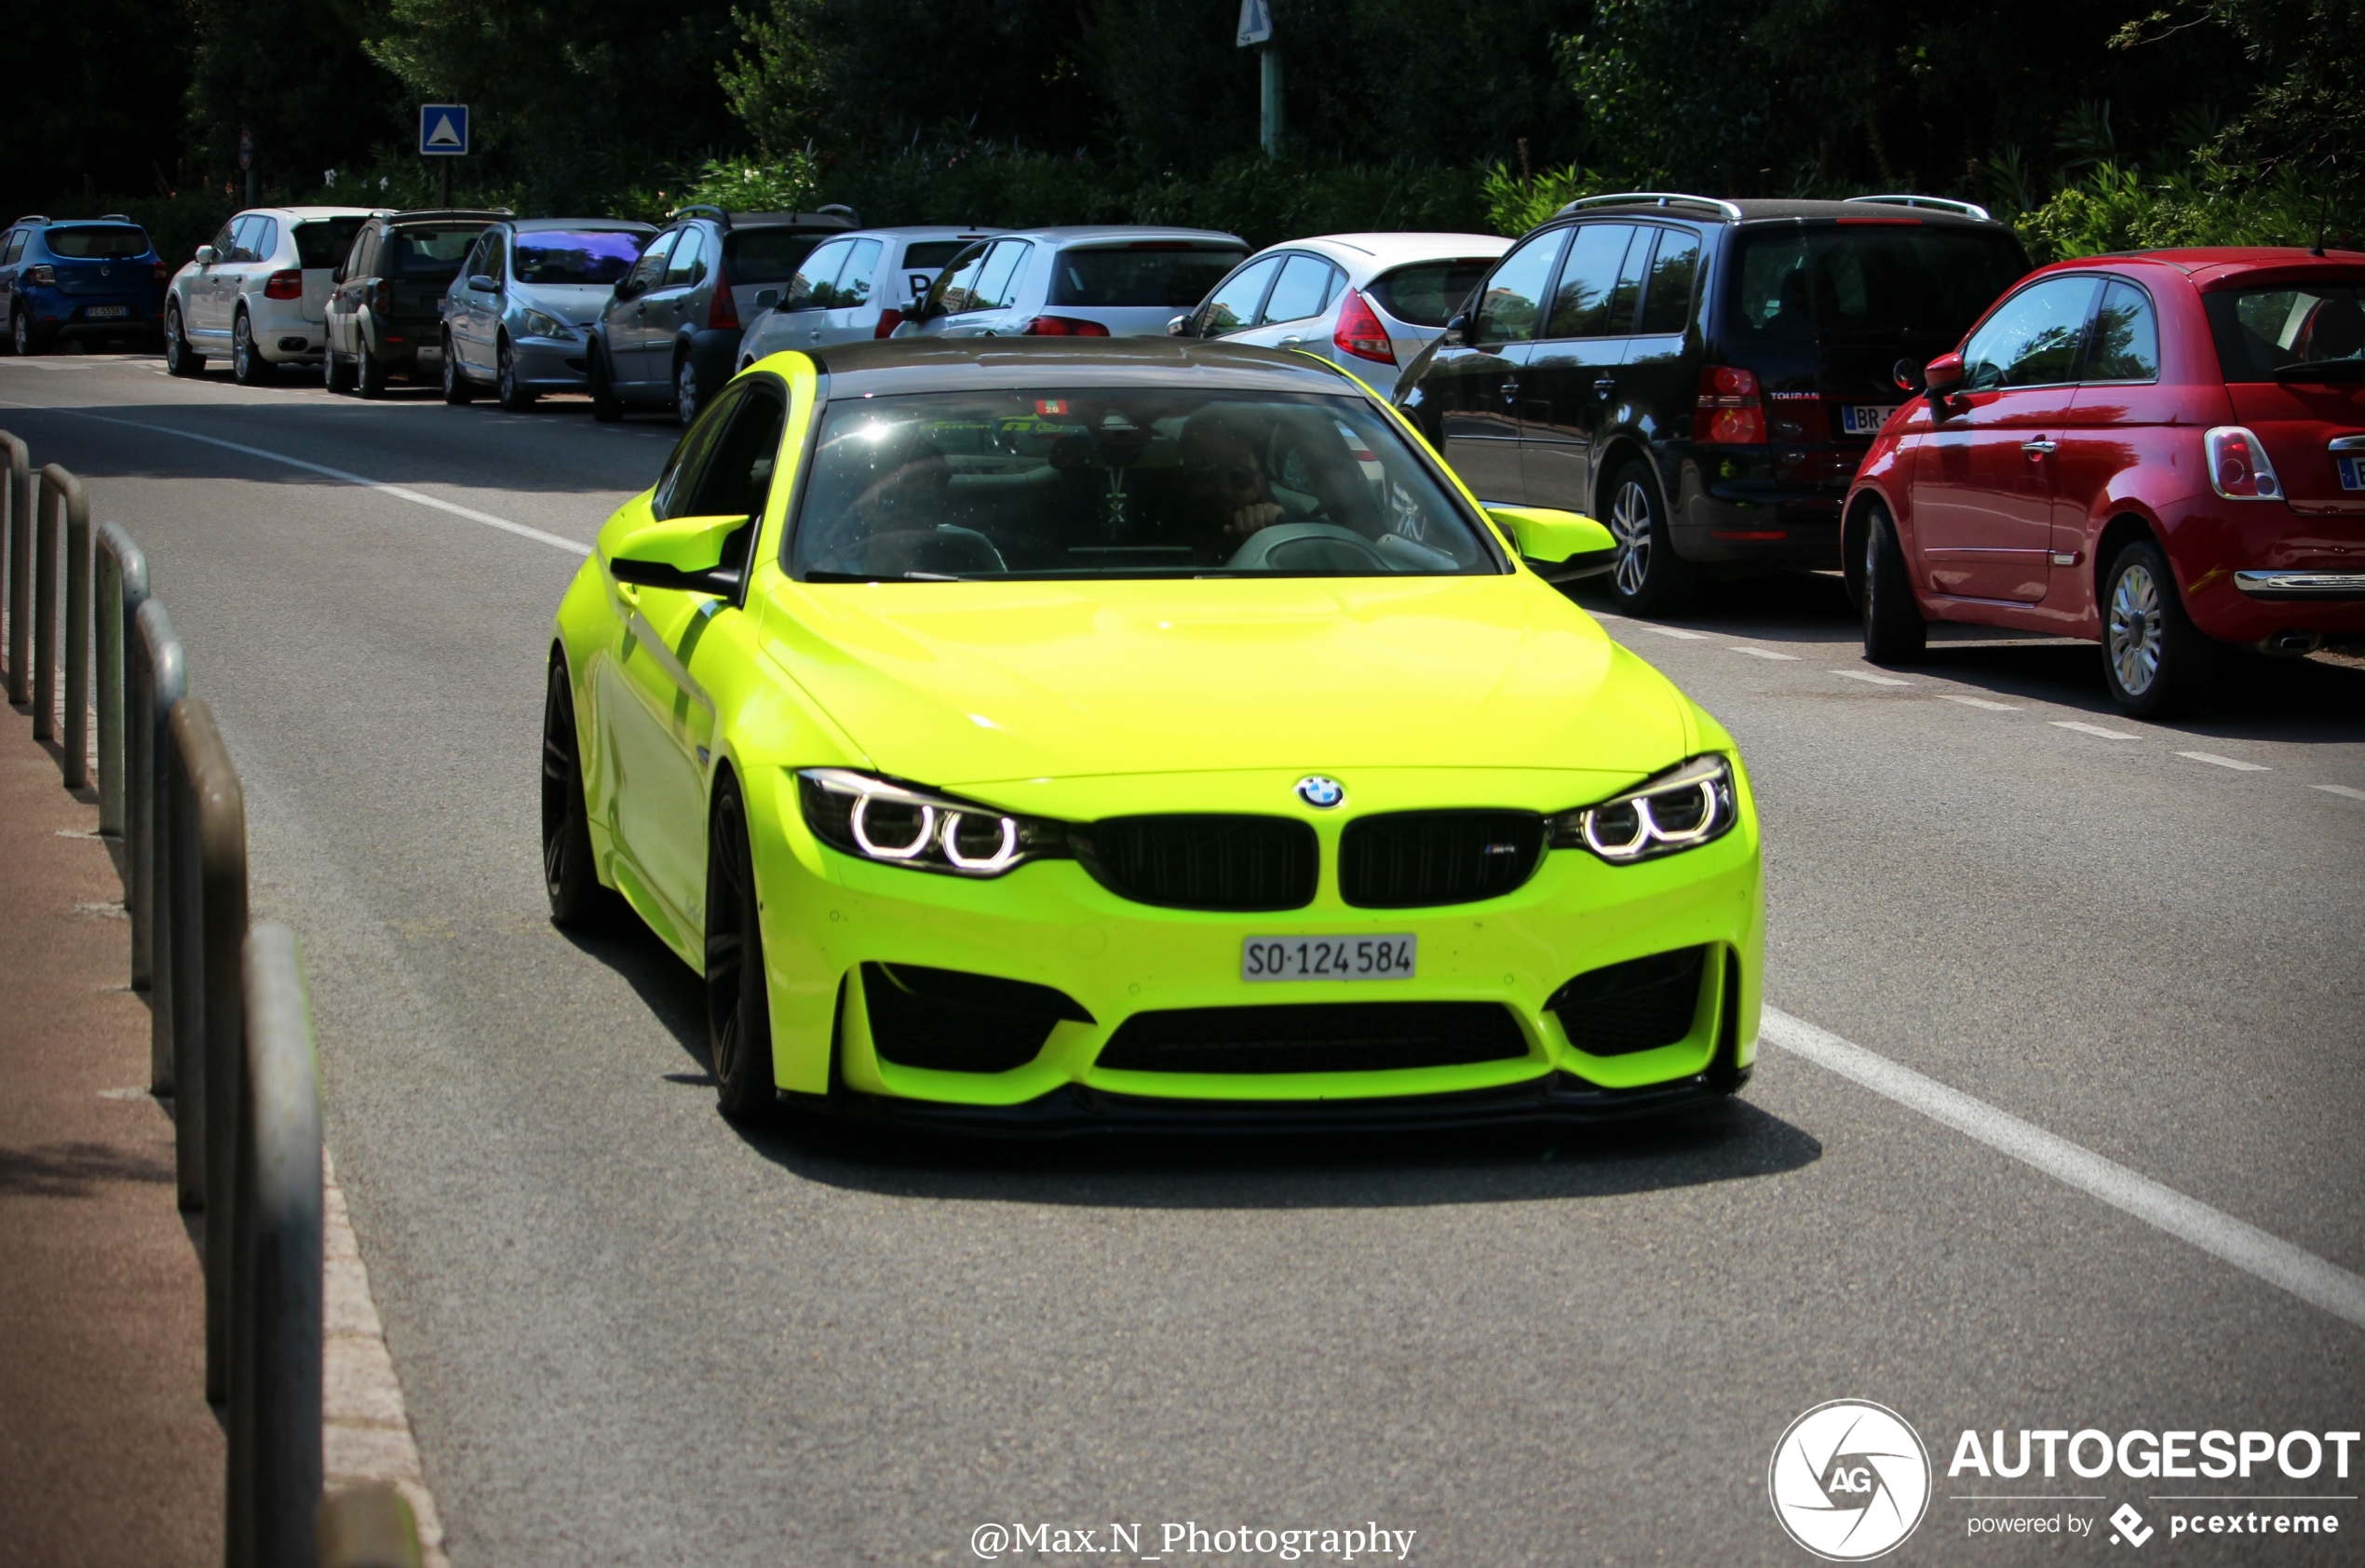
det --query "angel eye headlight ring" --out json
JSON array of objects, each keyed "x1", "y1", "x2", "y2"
[
  {"x1": 1551, "y1": 755, "x2": 1737, "y2": 864},
  {"x1": 797, "y1": 768, "x2": 1065, "y2": 878}
]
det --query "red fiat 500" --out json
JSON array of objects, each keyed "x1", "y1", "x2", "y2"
[{"x1": 1844, "y1": 248, "x2": 2365, "y2": 715}]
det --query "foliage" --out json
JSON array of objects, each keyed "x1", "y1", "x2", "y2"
[
  {"x1": 2016, "y1": 160, "x2": 2360, "y2": 262},
  {"x1": 680, "y1": 155, "x2": 823, "y2": 217},
  {"x1": 1480, "y1": 158, "x2": 1608, "y2": 237},
  {"x1": 187, "y1": 0, "x2": 403, "y2": 199},
  {"x1": 717, "y1": 0, "x2": 827, "y2": 160}
]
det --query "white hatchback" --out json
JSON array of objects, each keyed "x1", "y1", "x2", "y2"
[
  {"x1": 1174, "y1": 233, "x2": 1513, "y2": 381},
  {"x1": 163, "y1": 206, "x2": 381, "y2": 384}
]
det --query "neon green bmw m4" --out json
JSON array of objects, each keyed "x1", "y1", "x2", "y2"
[{"x1": 543, "y1": 339, "x2": 1763, "y2": 1131}]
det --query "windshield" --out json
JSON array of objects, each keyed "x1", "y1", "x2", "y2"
[
  {"x1": 1049, "y1": 248, "x2": 1248, "y2": 308},
  {"x1": 46, "y1": 225, "x2": 151, "y2": 259},
  {"x1": 2205, "y1": 282, "x2": 2365, "y2": 379},
  {"x1": 1731, "y1": 226, "x2": 2028, "y2": 346},
  {"x1": 790, "y1": 389, "x2": 1501, "y2": 581},
  {"x1": 389, "y1": 226, "x2": 480, "y2": 278},
  {"x1": 514, "y1": 230, "x2": 644, "y2": 286},
  {"x1": 293, "y1": 217, "x2": 366, "y2": 269}
]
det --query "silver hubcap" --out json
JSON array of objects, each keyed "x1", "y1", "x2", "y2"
[
  {"x1": 2108, "y1": 563, "x2": 2164, "y2": 695},
  {"x1": 1610, "y1": 480, "x2": 1653, "y2": 597},
  {"x1": 677, "y1": 363, "x2": 696, "y2": 422}
]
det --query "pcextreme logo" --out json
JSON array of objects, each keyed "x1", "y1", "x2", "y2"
[{"x1": 1769, "y1": 1400, "x2": 1934, "y2": 1561}]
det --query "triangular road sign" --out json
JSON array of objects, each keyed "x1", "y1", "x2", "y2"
[{"x1": 427, "y1": 115, "x2": 462, "y2": 147}]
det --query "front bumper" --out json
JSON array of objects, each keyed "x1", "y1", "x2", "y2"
[{"x1": 509, "y1": 335, "x2": 593, "y2": 390}]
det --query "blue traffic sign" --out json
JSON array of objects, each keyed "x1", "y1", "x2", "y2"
[{"x1": 419, "y1": 104, "x2": 470, "y2": 157}]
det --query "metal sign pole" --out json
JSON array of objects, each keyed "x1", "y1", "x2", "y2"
[{"x1": 1236, "y1": 0, "x2": 1278, "y2": 157}]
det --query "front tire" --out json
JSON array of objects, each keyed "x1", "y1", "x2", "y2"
[
  {"x1": 231, "y1": 311, "x2": 272, "y2": 385},
  {"x1": 706, "y1": 773, "x2": 777, "y2": 1121},
  {"x1": 2101, "y1": 539, "x2": 2215, "y2": 717},
  {"x1": 496, "y1": 336, "x2": 535, "y2": 411},
  {"x1": 1861, "y1": 503, "x2": 1928, "y2": 663},
  {"x1": 440, "y1": 335, "x2": 475, "y2": 404},
  {"x1": 1603, "y1": 460, "x2": 1693, "y2": 615},
  {"x1": 541, "y1": 654, "x2": 612, "y2": 928},
  {"x1": 165, "y1": 307, "x2": 204, "y2": 375},
  {"x1": 673, "y1": 350, "x2": 700, "y2": 426},
  {"x1": 356, "y1": 340, "x2": 387, "y2": 399},
  {"x1": 590, "y1": 342, "x2": 623, "y2": 423}
]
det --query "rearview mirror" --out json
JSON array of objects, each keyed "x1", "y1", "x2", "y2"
[
  {"x1": 196, "y1": 245, "x2": 219, "y2": 265},
  {"x1": 753, "y1": 288, "x2": 779, "y2": 312},
  {"x1": 1486, "y1": 507, "x2": 1618, "y2": 580},
  {"x1": 601, "y1": 511, "x2": 753, "y2": 598},
  {"x1": 467, "y1": 274, "x2": 499, "y2": 293},
  {"x1": 1923, "y1": 351, "x2": 1966, "y2": 401}
]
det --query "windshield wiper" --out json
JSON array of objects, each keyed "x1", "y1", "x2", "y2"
[
  {"x1": 2272, "y1": 358, "x2": 2365, "y2": 384},
  {"x1": 803, "y1": 570, "x2": 969, "y2": 583}
]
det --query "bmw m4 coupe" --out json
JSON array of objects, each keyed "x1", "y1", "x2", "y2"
[{"x1": 543, "y1": 338, "x2": 1764, "y2": 1131}]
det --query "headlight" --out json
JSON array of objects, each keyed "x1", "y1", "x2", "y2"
[
  {"x1": 796, "y1": 768, "x2": 1069, "y2": 878},
  {"x1": 519, "y1": 308, "x2": 575, "y2": 340},
  {"x1": 1547, "y1": 755, "x2": 1737, "y2": 864}
]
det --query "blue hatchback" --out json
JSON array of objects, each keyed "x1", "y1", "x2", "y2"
[{"x1": 0, "y1": 216, "x2": 169, "y2": 355}]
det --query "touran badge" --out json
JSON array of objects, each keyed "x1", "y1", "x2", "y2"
[{"x1": 1294, "y1": 776, "x2": 1345, "y2": 808}]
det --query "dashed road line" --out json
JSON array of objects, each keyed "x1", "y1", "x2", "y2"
[
  {"x1": 1761, "y1": 1007, "x2": 2365, "y2": 1331},
  {"x1": 1831, "y1": 669, "x2": 1912, "y2": 686},
  {"x1": 2314, "y1": 784, "x2": 2365, "y2": 802},
  {"x1": 1639, "y1": 625, "x2": 1712, "y2": 640},
  {"x1": 1940, "y1": 694, "x2": 2020, "y2": 711},
  {"x1": 2178, "y1": 751, "x2": 2270, "y2": 772},
  {"x1": 2053, "y1": 720, "x2": 2139, "y2": 740},
  {"x1": 1733, "y1": 646, "x2": 1799, "y2": 661}
]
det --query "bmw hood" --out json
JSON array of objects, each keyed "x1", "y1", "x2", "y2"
[{"x1": 760, "y1": 575, "x2": 1696, "y2": 790}]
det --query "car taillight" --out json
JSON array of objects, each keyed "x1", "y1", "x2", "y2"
[
  {"x1": 873, "y1": 307, "x2": 904, "y2": 338},
  {"x1": 1020, "y1": 315, "x2": 1111, "y2": 337},
  {"x1": 26, "y1": 264, "x2": 55, "y2": 286},
  {"x1": 1331, "y1": 288, "x2": 1395, "y2": 365},
  {"x1": 264, "y1": 270, "x2": 303, "y2": 300},
  {"x1": 709, "y1": 287, "x2": 738, "y2": 331},
  {"x1": 1694, "y1": 365, "x2": 1765, "y2": 444},
  {"x1": 2204, "y1": 426, "x2": 2284, "y2": 500},
  {"x1": 152, "y1": 260, "x2": 169, "y2": 283},
  {"x1": 370, "y1": 278, "x2": 393, "y2": 315}
]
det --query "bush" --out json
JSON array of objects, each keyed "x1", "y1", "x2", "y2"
[{"x1": 2015, "y1": 159, "x2": 2361, "y2": 261}]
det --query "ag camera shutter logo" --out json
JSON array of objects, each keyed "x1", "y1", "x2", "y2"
[{"x1": 1769, "y1": 1399, "x2": 1932, "y2": 1561}]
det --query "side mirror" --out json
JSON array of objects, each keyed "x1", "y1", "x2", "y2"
[
  {"x1": 1922, "y1": 351, "x2": 1966, "y2": 402},
  {"x1": 1487, "y1": 506, "x2": 1619, "y2": 580},
  {"x1": 1891, "y1": 357, "x2": 1925, "y2": 395},
  {"x1": 1439, "y1": 311, "x2": 1469, "y2": 347},
  {"x1": 196, "y1": 245, "x2": 219, "y2": 265},
  {"x1": 1167, "y1": 313, "x2": 1194, "y2": 338},
  {"x1": 467, "y1": 274, "x2": 499, "y2": 293},
  {"x1": 753, "y1": 288, "x2": 780, "y2": 312},
  {"x1": 331, "y1": 264, "x2": 346, "y2": 285},
  {"x1": 600, "y1": 511, "x2": 752, "y2": 598}
]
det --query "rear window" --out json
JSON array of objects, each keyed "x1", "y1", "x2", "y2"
[
  {"x1": 1366, "y1": 258, "x2": 1497, "y2": 328},
  {"x1": 46, "y1": 225, "x2": 151, "y2": 260},
  {"x1": 2204, "y1": 282, "x2": 2365, "y2": 381},
  {"x1": 1048, "y1": 247, "x2": 1248, "y2": 308},
  {"x1": 901, "y1": 241, "x2": 975, "y2": 270},
  {"x1": 1730, "y1": 225, "x2": 2028, "y2": 347},
  {"x1": 293, "y1": 218, "x2": 367, "y2": 270},
  {"x1": 726, "y1": 229, "x2": 826, "y2": 284},
  {"x1": 388, "y1": 226, "x2": 481, "y2": 278},
  {"x1": 514, "y1": 230, "x2": 644, "y2": 286}
]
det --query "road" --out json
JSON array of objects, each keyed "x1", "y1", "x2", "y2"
[{"x1": 6, "y1": 350, "x2": 2361, "y2": 1566}]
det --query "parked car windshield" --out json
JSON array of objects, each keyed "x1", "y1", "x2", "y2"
[
  {"x1": 1048, "y1": 247, "x2": 1249, "y2": 308},
  {"x1": 1730, "y1": 225, "x2": 2028, "y2": 346},
  {"x1": 1367, "y1": 259, "x2": 1497, "y2": 327},
  {"x1": 293, "y1": 218, "x2": 367, "y2": 270},
  {"x1": 46, "y1": 225, "x2": 150, "y2": 259},
  {"x1": 791, "y1": 388, "x2": 1500, "y2": 581},
  {"x1": 727, "y1": 229, "x2": 827, "y2": 284},
  {"x1": 389, "y1": 226, "x2": 481, "y2": 279},
  {"x1": 2204, "y1": 282, "x2": 2365, "y2": 379},
  {"x1": 514, "y1": 231, "x2": 644, "y2": 286}
]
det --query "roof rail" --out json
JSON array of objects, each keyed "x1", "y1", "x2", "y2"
[
  {"x1": 387, "y1": 207, "x2": 514, "y2": 223},
  {"x1": 671, "y1": 203, "x2": 730, "y2": 229},
  {"x1": 817, "y1": 203, "x2": 861, "y2": 226},
  {"x1": 99, "y1": 213, "x2": 133, "y2": 223},
  {"x1": 1557, "y1": 192, "x2": 1744, "y2": 222},
  {"x1": 13, "y1": 214, "x2": 50, "y2": 225},
  {"x1": 1846, "y1": 194, "x2": 1993, "y2": 223}
]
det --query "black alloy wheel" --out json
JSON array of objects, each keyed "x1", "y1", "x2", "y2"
[
  {"x1": 1860, "y1": 503, "x2": 1927, "y2": 663},
  {"x1": 440, "y1": 334, "x2": 475, "y2": 403},
  {"x1": 356, "y1": 339, "x2": 387, "y2": 399},
  {"x1": 2101, "y1": 538, "x2": 2217, "y2": 718},
  {"x1": 231, "y1": 311, "x2": 272, "y2": 385},
  {"x1": 674, "y1": 351, "x2": 700, "y2": 426},
  {"x1": 706, "y1": 772, "x2": 777, "y2": 1122},
  {"x1": 589, "y1": 343, "x2": 622, "y2": 423},
  {"x1": 165, "y1": 307, "x2": 203, "y2": 375},
  {"x1": 1603, "y1": 459, "x2": 1694, "y2": 615},
  {"x1": 540, "y1": 654, "x2": 611, "y2": 928},
  {"x1": 497, "y1": 336, "x2": 535, "y2": 412}
]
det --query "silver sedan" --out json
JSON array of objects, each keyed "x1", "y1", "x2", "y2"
[
  {"x1": 1171, "y1": 233, "x2": 1512, "y2": 379},
  {"x1": 440, "y1": 219, "x2": 655, "y2": 411}
]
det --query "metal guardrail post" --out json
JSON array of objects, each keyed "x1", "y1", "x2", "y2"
[
  {"x1": 133, "y1": 600, "x2": 185, "y2": 1077},
  {"x1": 96, "y1": 523, "x2": 148, "y2": 837},
  {"x1": 33, "y1": 465, "x2": 78, "y2": 750},
  {"x1": 233, "y1": 924, "x2": 322, "y2": 1568},
  {"x1": 169, "y1": 697, "x2": 248, "y2": 1405},
  {"x1": 3, "y1": 431, "x2": 27, "y2": 706},
  {"x1": 55, "y1": 468, "x2": 92, "y2": 788}
]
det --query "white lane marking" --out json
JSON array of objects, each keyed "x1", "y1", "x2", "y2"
[
  {"x1": 1940, "y1": 694, "x2": 2020, "y2": 711},
  {"x1": 1733, "y1": 646, "x2": 1799, "y2": 661},
  {"x1": 2179, "y1": 751, "x2": 2270, "y2": 772},
  {"x1": 0, "y1": 400, "x2": 593, "y2": 558},
  {"x1": 1641, "y1": 625, "x2": 1713, "y2": 641},
  {"x1": 1831, "y1": 669, "x2": 1912, "y2": 686},
  {"x1": 2314, "y1": 784, "x2": 2365, "y2": 802},
  {"x1": 2053, "y1": 720, "x2": 2138, "y2": 740},
  {"x1": 1761, "y1": 1007, "x2": 2365, "y2": 1331}
]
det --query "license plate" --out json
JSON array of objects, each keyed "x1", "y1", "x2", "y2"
[
  {"x1": 1840, "y1": 403, "x2": 1897, "y2": 436},
  {"x1": 1242, "y1": 935, "x2": 1416, "y2": 981},
  {"x1": 2338, "y1": 455, "x2": 2365, "y2": 492},
  {"x1": 85, "y1": 305, "x2": 129, "y2": 320}
]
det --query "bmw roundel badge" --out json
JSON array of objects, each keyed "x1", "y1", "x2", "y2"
[{"x1": 1294, "y1": 775, "x2": 1345, "y2": 808}]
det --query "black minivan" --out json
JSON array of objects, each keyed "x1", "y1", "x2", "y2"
[{"x1": 1392, "y1": 194, "x2": 2029, "y2": 613}]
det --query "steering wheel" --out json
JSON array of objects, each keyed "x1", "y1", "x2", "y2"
[{"x1": 1223, "y1": 522, "x2": 1393, "y2": 573}]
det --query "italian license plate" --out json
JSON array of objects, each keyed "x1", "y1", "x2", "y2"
[
  {"x1": 1840, "y1": 403, "x2": 1898, "y2": 436},
  {"x1": 85, "y1": 305, "x2": 129, "y2": 320},
  {"x1": 1242, "y1": 934, "x2": 1417, "y2": 981},
  {"x1": 2337, "y1": 455, "x2": 2365, "y2": 492}
]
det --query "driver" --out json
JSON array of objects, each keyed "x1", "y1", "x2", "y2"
[{"x1": 1178, "y1": 412, "x2": 1287, "y2": 553}]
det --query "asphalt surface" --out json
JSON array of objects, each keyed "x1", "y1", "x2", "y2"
[{"x1": 5, "y1": 349, "x2": 2360, "y2": 1567}]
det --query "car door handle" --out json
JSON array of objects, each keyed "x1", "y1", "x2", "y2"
[
  {"x1": 1278, "y1": 335, "x2": 1302, "y2": 346},
  {"x1": 806, "y1": 328, "x2": 821, "y2": 341},
  {"x1": 1499, "y1": 380, "x2": 1520, "y2": 399},
  {"x1": 1593, "y1": 374, "x2": 1617, "y2": 393},
  {"x1": 2021, "y1": 437, "x2": 2057, "y2": 455}
]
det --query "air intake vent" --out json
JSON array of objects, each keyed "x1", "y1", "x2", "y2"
[
  {"x1": 863, "y1": 963, "x2": 1092, "y2": 1074},
  {"x1": 1074, "y1": 815, "x2": 1317, "y2": 912},
  {"x1": 1547, "y1": 947, "x2": 1706, "y2": 1057},
  {"x1": 1338, "y1": 810, "x2": 1544, "y2": 908},
  {"x1": 1096, "y1": 1002, "x2": 1529, "y2": 1075}
]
